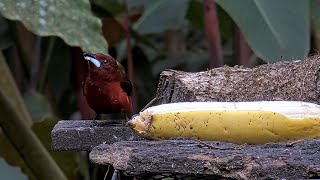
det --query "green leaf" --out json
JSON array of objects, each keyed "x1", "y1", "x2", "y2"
[
  {"x1": 0, "y1": 52, "x2": 32, "y2": 126},
  {"x1": 0, "y1": 115, "x2": 81, "y2": 180},
  {"x1": 92, "y1": 0, "x2": 124, "y2": 15},
  {"x1": 127, "y1": 0, "x2": 151, "y2": 8},
  {"x1": 186, "y1": 0, "x2": 204, "y2": 30},
  {"x1": 186, "y1": 0, "x2": 232, "y2": 42},
  {"x1": 311, "y1": 0, "x2": 320, "y2": 36},
  {"x1": 0, "y1": 0, "x2": 108, "y2": 53},
  {"x1": 133, "y1": 0, "x2": 191, "y2": 34},
  {"x1": 32, "y1": 116, "x2": 82, "y2": 180},
  {"x1": 311, "y1": 0, "x2": 320, "y2": 19},
  {"x1": 23, "y1": 90, "x2": 51, "y2": 122},
  {"x1": 216, "y1": 0, "x2": 310, "y2": 62},
  {"x1": 0, "y1": 158, "x2": 28, "y2": 180},
  {"x1": 0, "y1": 131, "x2": 36, "y2": 179},
  {"x1": 152, "y1": 51, "x2": 209, "y2": 76}
]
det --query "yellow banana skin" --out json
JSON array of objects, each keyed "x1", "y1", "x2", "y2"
[{"x1": 129, "y1": 101, "x2": 320, "y2": 144}]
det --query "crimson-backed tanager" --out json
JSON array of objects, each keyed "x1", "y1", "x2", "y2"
[{"x1": 82, "y1": 53, "x2": 133, "y2": 120}]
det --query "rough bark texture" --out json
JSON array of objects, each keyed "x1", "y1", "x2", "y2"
[
  {"x1": 156, "y1": 56, "x2": 320, "y2": 104},
  {"x1": 52, "y1": 56, "x2": 320, "y2": 179},
  {"x1": 51, "y1": 120, "x2": 141, "y2": 151},
  {"x1": 90, "y1": 139, "x2": 320, "y2": 179}
]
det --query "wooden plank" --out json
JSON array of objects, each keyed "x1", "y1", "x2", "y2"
[
  {"x1": 156, "y1": 56, "x2": 320, "y2": 104},
  {"x1": 90, "y1": 139, "x2": 320, "y2": 179},
  {"x1": 51, "y1": 120, "x2": 141, "y2": 151},
  {"x1": 51, "y1": 56, "x2": 320, "y2": 179}
]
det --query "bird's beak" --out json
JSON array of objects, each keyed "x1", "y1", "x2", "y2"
[{"x1": 83, "y1": 53, "x2": 101, "y2": 68}]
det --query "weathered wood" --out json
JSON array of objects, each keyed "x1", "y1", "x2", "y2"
[
  {"x1": 52, "y1": 56, "x2": 320, "y2": 179},
  {"x1": 51, "y1": 120, "x2": 141, "y2": 151},
  {"x1": 90, "y1": 139, "x2": 320, "y2": 179},
  {"x1": 156, "y1": 56, "x2": 320, "y2": 104}
]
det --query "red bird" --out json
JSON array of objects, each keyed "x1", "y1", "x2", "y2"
[{"x1": 82, "y1": 53, "x2": 132, "y2": 120}]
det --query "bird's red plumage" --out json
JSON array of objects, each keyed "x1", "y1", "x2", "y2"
[{"x1": 83, "y1": 53, "x2": 132, "y2": 116}]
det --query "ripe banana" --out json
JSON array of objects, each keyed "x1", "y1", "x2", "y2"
[{"x1": 128, "y1": 101, "x2": 320, "y2": 144}]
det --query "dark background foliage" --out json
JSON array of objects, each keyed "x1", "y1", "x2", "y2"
[{"x1": 0, "y1": 0, "x2": 319, "y2": 179}]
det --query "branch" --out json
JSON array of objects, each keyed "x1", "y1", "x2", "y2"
[
  {"x1": 0, "y1": 53, "x2": 67, "y2": 180},
  {"x1": 30, "y1": 36, "x2": 41, "y2": 89},
  {"x1": 156, "y1": 56, "x2": 320, "y2": 103},
  {"x1": 90, "y1": 139, "x2": 320, "y2": 179},
  {"x1": 233, "y1": 23, "x2": 252, "y2": 66},
  {"x1": 203, "y1": 0, "x2": 223, "y2": 67},
  {"x1": 0, "y1": 52, "x2": 32, "y2": 126},
  {"x1": 39, "y1": 37, "x2": 56, "y2": 92},
  {"x1": 124, "y1": 0, "x2": 137, "y2": 113},
  {"x1": 51, "y1": 120, "x2": 141, "y2": 151}
]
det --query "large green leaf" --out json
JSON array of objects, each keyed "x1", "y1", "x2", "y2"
[
  {"x1": 186, "y1": 0, "x2": 204, "y2": 30},
  {"x1": 0, "y1": 0, "x2": 108, "y2": 53},
  {"x1": 152, "y1": 51, "x2": 209, "y2": 76},
  {"x1": 0, "y1": 115, "x2": 81, "y2": 180},
  {"x1": 0, "y1": 131, "x2": 36, "y2": 179},
  {"x1": 92, "y1": 0, "x2": 124, "y2": 15},
  {"x1": 0, "y1": 158, "x2": 27, "y2": 180},
  {"x1": 186, "y1": 0, "x2": 232, "y2": 42},
  {"x1": 32, "y1": 116, "x2": 81, "y2": 180},
  {"x1": 133, "y1": 0, "x2": 191, "y2": 34},
  {"x1": 0, "y1": 52, "x2": 32, "y2": 127},
  {"x1": 216, "y1": 0, "x2": 310, "y2": 62},
  {"x1": 23, "y1": 90, "x2": 52, "y2": 122},
  {"x1": 311, "y1": 0, "x2": 320, "y2": 36},
  {"x1": 127, "y1": 0, "x2": 151, "y2": 8}
]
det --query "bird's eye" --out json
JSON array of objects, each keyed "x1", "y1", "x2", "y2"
[{"x1": 103, "y1": 60, "x2": 108, "y2": 64}]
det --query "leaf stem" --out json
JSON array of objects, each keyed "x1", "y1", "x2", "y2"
[
  {"x1": 39, "y1": 37, "x2": 56, "y2": 93},
  {"x1": 30, "y1": 36, "x2": 42, "y2": 89},
  {"x1": 233, "y1": 24, "x2": 252, "y2": 66},
  {"x1": 123, "y1": 0, "x2": 137, "y2": 113},
  {"x1": 203, "y1": 0, "x2": 223, "y2": 68},
  {"x1": 8, "y1": 21, "x2": 31, "y2": 79},
  {"x1": 0, "y1": 53, "x2": 67, "y2": 180}
]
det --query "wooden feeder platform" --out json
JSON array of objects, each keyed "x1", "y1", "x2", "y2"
[{"x1": 52, "y1": 56, "x2": 320, "y2": 179}]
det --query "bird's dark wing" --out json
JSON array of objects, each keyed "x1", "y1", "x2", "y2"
[{"x1": 120, "y1": 79, "x2": 133, "y2": 96}]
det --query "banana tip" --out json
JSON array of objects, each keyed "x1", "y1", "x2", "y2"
[{"x1": 128, "y1": 112, "x2": 153, "y2": 134}]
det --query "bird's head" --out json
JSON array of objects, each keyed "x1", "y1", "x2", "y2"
[
  {"x1": 83, "y1": 52, "x2": 126, "y2": 75},
  {"x1": 83, "y1": 52, "x2": 123, "y2": 80},
  {"x1": 83, "y1": 52, "x2": 118, "y2": 69}
]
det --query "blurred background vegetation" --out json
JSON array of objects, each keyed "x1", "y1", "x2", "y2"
[{"x1": 0, "y1": 0, "x2": 320, "y2": 179}]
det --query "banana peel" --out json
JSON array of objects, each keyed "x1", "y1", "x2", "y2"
[{"x1": 128, "y1": 101, "x2": 320, "y2": 144}]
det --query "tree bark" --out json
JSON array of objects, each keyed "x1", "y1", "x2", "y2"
[
  {"x1": 52, "y1": 56, "x2": 320, "y2": 179},
  {"x1": 51, "y1": 120, "x2": 141, "y2": 151},
  {"x1": 156, "y1": 56, "x2": 320, "y2": 104},
  {"x1": 90, "y1": 139, "x2": 320, "y2": 179}
]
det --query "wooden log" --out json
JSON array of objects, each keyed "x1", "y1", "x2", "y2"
[
  {"x1": 156, "y1": 56, "x2": 320, "y2": 104},
  {"x1": 52, "y1": 56, "x2": 320, "y2": 179},
  {"x1": 90, "y1": 139, "x2": 320, "y2": 179},
  {"x1": 51, "y1": 120, "x2": 141, "y2": 151}
]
